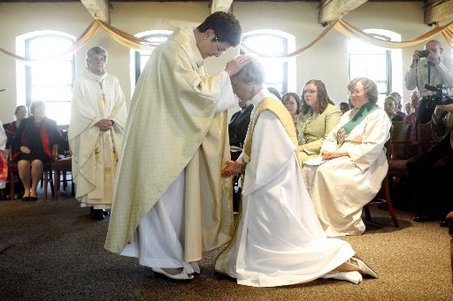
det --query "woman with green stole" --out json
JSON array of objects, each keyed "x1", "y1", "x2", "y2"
[{"x1": 304, "y1": 77, "x2": 391, "y2": 237}]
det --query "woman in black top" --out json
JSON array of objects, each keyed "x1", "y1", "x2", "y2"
[{"x1": 13, "y1": 101, "x2": 65, "y2": 201}]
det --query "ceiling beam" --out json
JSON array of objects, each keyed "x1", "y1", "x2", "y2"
[
  {"x1": 80, "y1": 0, "x2": 110, "y2": 23},
  {"x1": 424, "y1": 0, "x2": 453, "y2": 25},
  {"x1": 210, "y1": 0, "x2": 233, "y2": 13},
  {"x1": 318, "y1": 0, "x2": 368, "y2": 25}
]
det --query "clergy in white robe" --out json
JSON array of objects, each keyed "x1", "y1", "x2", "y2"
[
  {"x1": 105, "y1": 12, "x2": 244, "y2": 280},
  {"x1": 216, "y1": 59, "x2": 377, "y2": 287},
  {"x1": 303, "y1": 77, "x2": 391, "y2": 237},
  {"x1": 69, "y1": 47, "x2": 127, "y2": 217}
]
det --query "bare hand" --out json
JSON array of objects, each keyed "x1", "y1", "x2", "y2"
[
  {"x1": 434, "y1": 105, "x2": 446, "y2": 118},
  {"x1": 321, "y1": 151, "x2": 348, "y2": 160},
  {"x1": 221, "y1": 160, "x2": 244, "y2": 177},
  {"x1": 442, "y1": 103, "x2": 453, "y2": 113},
  {"x1": 20, "y1": 146, "x2": 31, "y2": 154},
  {"x1": 96, "y1": 119, "x2": 113, "y2": 132},
  {"x1": 225, "y1": 55, "x2": 251, "y2": 77},
  {"x1": 410, "y1": 50, "x2": 421, "y2": 67}
]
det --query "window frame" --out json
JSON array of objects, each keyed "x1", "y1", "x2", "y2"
[
  {"x1": 16, "y1": 31, "x2": 75, "y2": 125},
  {"x1": 241, "y1": 30, "x2": 296, "y2": 94}
]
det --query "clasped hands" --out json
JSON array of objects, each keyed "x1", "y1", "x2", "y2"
[
  {"x1": 96, "y1": 119, "x2": 114, "y2": 132},
  {"x1": 221, "y1": 160, "x2": 245, "y2": 177},
  {"x1": 20, "y1": 146, "x2": 31, "y2": 154}
]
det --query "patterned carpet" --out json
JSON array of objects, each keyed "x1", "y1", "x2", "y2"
[{"x1": 0, "y1": 195, "x2": 451, "y2": 301}]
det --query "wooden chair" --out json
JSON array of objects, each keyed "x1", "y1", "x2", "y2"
[
  {"x1": 364, "y1": 122, "x2": 439, "y2": 227},
  {"x1": 51, "y1": 144, "x2": 74, "y2": 200},
  {"x1": 363, "y1": 122, "x2": 411, "y2": 227}
]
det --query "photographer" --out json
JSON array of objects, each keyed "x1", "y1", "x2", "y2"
[
  {"x1": 404, "y1": 40, "x2": 453, "y2": 128},
  {"x1": 407, "y1": 103, "x2": 453, "y2": 227}
]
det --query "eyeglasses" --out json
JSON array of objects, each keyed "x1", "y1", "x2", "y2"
[
  {"x1": 348, "y1": 89, "x2": 365, "y2": 96},
  {"x1": 213, "y1": 36, "x2": 226, "y2": 54},
  {"x1": 90, "y1": 56, "x2": 106, "y2": 63},
  {"x1": 304, "y1": 90, "x2": 317, "y2": 94}
]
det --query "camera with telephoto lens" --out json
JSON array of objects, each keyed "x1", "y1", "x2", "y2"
[
  {"x1": 425, "y1": 84, "x2": 453, "y2": 105},
  {"x1": 418, "y1": 49, "x2": 430, "y2": 58}
]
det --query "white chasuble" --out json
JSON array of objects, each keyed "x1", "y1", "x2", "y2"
[
  {"x1": 105, "y1": 27, "x2": 235, "y2": 268},
  {"x1": 69, "y1": 70, "x2": 127, "y2": 208}
]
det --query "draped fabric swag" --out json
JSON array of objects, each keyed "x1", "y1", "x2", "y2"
[{"x1": 1, "y1": 18, "x2": 452, "y2": 63}]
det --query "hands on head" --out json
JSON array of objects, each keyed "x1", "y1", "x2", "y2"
[{"x1": 225, "y1": 55, "x2": 252, "y2": 77}]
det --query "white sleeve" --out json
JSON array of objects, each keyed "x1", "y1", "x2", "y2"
[{"x1": 216, "y1": 71, "x2": 236, "y2": 112}]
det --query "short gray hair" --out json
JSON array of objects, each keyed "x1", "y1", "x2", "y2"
[
  {"x1": 29, "y1": 101, "x2": 45, "y2": 115},
  {"x1": 86, "y1": 46, "x2": 107, "y2": 65},
  {"x1": 347, "y1": 77, "x2": 379, "y2": 104},
  {"x1": 230, "y1": 57, "x2": 265, "y2": 85}
]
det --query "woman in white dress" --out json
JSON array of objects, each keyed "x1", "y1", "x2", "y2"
[
  {"x1": 215, "y1": 57, "x2": 378, "y2": 287},
  {"x1": 303, "y1": 77, "x2": 391, "y2": 237}
]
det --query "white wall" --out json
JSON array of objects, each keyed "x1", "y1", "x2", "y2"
[{"x1": 0, "y1": 1, "x2": 447, "y2": 123}]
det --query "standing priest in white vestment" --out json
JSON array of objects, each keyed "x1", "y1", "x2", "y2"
[
  {"x1": 216, "y1": 57, "x2": 378, "y2": 287},
  {"x1": 69, "y1": 46, "x2": 127, "y2": 220},
  {"x1": 105, "y1": 12, "x2": 246, "y2": 280}
]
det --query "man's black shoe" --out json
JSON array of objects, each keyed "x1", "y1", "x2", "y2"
[
  {"x1": 92, "y1": 209, "x2": 105, "y2": 221},
  {"x1": 440, "y1": 220, "x2": 448, "y2": 227}
]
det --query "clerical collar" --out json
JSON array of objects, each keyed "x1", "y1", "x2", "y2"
[{"x1": 251, "y1": 87, "x2": 278, "y2": 107}]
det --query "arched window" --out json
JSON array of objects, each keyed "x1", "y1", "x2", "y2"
[
  {"x1": 348, "y1": 29, "x2": 402, "y2": 105},
  {"x1": 130, "y1": 30, "x2": 172, "y2": 89},
  {"x1": 16, "y1": 31, "x2": 75, "y2": 125},
  {"x1": 242, "y1": 30, "x2": 296, "y2": 95}
]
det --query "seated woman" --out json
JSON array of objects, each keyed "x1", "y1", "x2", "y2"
[
  {"x1": 12, "y1": 101, "x2": 64, "y2": 201},
  {"x1": 281, "y1": 92, "x2": 301, "y2": 126},
  {"x1": 297, "y1": 80, "x2": 342, "y2": 163},
  {"x1": 216, "y1": 57, "x2": 378, "y2": 287},
  {"x1": 3, "y1": 105, "x2": 27, "y2": 148},
  {"x1": 405, "y1": 89, "x2": 420, "y2": 142},
  {"x1": 0, "y1": 120, "x2": 7, "y2": 191},
  {"x1": 384, "y1": 95, "x2": 404, "y2": 122},
  {"x1": 3, "y1": 105, "x2": 28, "y2": 197},
  {"x1": 303, "y1": 77, "x2": 391, "y2": 237}
]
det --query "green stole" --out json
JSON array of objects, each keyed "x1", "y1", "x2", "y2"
[{"x1": 337, "y1": 102, "x2": 377, "y2": 145}]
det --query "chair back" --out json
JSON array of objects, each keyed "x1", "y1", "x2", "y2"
[
  {"x1": 418, "y1": 122, "x2": 434, "y2": 153},
  {"x1": 389, "y1": 121, "x2": 411, "y2": 160}
]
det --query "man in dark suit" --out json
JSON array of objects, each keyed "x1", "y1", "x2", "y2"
[{"x1": 228, "y1": 98, "x2": 253, "y2": 212}]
